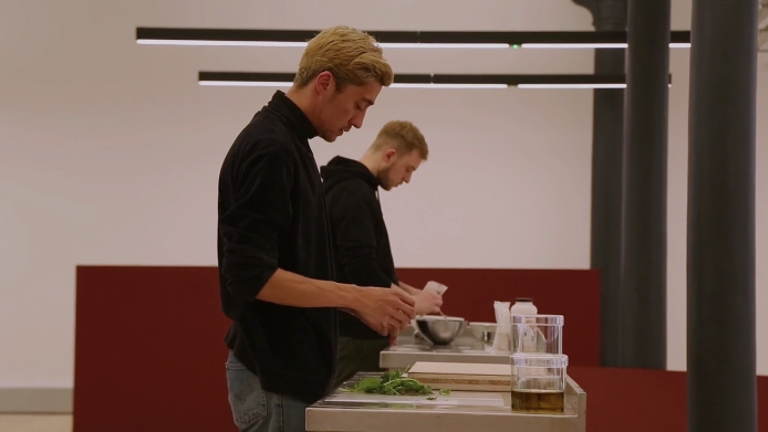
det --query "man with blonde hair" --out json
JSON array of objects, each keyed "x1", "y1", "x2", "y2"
[
  {"x1": 217, "y1": 26, "x2": 415, "y2": 432},
  {"x1": 320, "y1": 120, "x2": 443, "y2": 387}
]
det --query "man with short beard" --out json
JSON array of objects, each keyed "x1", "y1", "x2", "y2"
[{"x1": 320, "y1": 120, "x2": 444, "y2": 388}]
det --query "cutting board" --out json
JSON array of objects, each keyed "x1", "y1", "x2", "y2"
[
  {"x1": 406, "y1": 361, "x2": 512, "y2": 392},
  {"x1": 326, "y1": 390, "x2": 506, "y2": 407}
]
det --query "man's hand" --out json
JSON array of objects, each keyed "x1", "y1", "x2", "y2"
[
  {"x1": 413, "y1": 289, "x2": 443, "y2": 315},
  {"x1": 353, "y1": 287, "x2": 416, "y2": 336}
]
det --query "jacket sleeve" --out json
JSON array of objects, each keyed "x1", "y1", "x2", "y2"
[
  {"x1": 327, "y1": 183, "x2": 394, "y2": 288},
  {"x1": 218, "y1": 140, "x2": 293, "y2": 300}
]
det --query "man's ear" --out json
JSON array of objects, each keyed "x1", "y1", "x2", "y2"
[
  {"x1": 383, "y1": 148, "x2": 398, "y2": 164},
  {"x1": 314, "y1": 71, "x2": 335, "y2": 95}
]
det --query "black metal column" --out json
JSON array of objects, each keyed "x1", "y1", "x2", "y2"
[
  {"x1": 619, "y1": 0, "x2": 669, "y2": 368},
  {"x1": 572, "y1": 0, "x2": 627, "y2": 368},
  {"x1": 687, "y1": 0, "x2": 758, "y2": 429}
]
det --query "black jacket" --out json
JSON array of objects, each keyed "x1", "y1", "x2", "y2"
[
  {"x1": 320, "y1": 156, "x2": 399, "y2": 340},
  {"x1": 217, "y1": 91, "x2": 338, "y2": 404}
]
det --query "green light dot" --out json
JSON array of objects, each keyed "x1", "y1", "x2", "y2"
[{"x1": 512, "y1": 44, "x2": 520, "y2": 49}]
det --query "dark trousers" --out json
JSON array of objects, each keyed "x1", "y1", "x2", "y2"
[{"x1": 333, "y1": 336, "x2": 390, "y2": 389}]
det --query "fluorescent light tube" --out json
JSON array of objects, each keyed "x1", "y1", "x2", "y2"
[
  {"x1": 522, "y1": 42, "x2": 689, "y2": 49},
  {"x1": 199, "y1": 81, "x2": 293, "y2": 87},
  {"x1": 517, "y1": 83, "x2": 672, "y2": 89},
  {"x1": 517, "y1": 83, "x2": 628, "y2": 89},
  {"x1": 198, "y1": 81, "x2": 508, "y2": 89},
  {"x1": 381, "y1": 43, "x2": 509, "y2": 49},
  {"x1": 521, "y1": 43, "x2": 628, "y2": 49},
  {"x1": 138, "y1": 40, "x2": 307, "y2": 47},
  {"x1": 138, "y1": 39, "x2": 509, "y2": 49},
  {"x1": 390, "y1": 83, "x2": 509, "y2": 89}
]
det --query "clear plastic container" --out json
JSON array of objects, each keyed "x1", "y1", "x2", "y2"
[
  {"x1": 510, "y1": 314, "x2": 564, "y2": 355},
  {"x1": 510, "y1": 353, "x2": 569, "y2": 413}
]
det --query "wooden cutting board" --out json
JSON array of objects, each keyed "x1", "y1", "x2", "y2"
[{"x1": 406, "y1": 361, "x2": 512, "y2": 392}]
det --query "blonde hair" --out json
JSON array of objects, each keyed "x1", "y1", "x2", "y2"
[
  {"x1": 372, "y1": 120, "x2": 429, "y2": 160},
  {"x1": 294, "y1": 25, "x2": 394, "y2": 90}
]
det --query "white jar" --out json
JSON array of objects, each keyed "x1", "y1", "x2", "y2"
[{"x1": 510, "y1": 298, "x2": 538, "y2": 316}]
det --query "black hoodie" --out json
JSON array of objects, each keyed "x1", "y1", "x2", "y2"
[{"x1": 320, "y1": 156, "x2": 399, "y2": 340}]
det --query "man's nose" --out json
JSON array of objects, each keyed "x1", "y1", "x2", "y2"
[{"x1": 350, "y1": 111, "x2": 365, "y2": 129}]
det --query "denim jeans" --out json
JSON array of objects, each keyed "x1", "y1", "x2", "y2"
[{"x1": 225, "y1": 351, "x2": 310, "y2": 432}]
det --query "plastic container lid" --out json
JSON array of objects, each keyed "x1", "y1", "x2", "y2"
[
  {"x1": 511, "y1": 353, "x2": 569, "y2": 368},
  {"x1": 511, "y1": 314, "x2": 565, "y2": 325}
]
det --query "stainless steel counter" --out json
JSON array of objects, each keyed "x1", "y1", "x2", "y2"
[
  {"x1": 380, "y1": 324, "x2": 513, "y2": 369},
  {"x1": 305, "y1": 373, "x2": 587, "y2": 432}
]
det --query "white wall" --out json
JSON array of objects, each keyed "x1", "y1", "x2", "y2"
[{"x1": 0, "y1": 0, "x2": 766, "y2": 390}]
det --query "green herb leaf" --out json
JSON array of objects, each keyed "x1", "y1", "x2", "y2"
[
  {"x1": 354, "y1": 377, "x2": 383, "y2": 392},
  {"x1": 349, "y1": 370, "x2": 434, "y2": 396}
]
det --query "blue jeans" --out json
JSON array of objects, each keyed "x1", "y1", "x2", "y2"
[{"x1": 225, "y1": 351, "x2": 310, "y2": 432}]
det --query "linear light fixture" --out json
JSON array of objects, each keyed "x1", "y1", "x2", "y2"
[
  {"x1": 137, "y1": 28, "x2": 692, "y2": 50},
  {"x1": 198, "y1": 72, "x2": 673, "y2": 89},
  {"x1": 521, "y1": 42, "x2": 692, "y2": 49}
]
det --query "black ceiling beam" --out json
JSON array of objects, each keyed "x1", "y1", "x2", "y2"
[
  {"x1": 137, "y1": 27, "x2": 691, "y2": 45},
  {"x1": 198, "y1": 71, "x2": 673, "y2": 86}
]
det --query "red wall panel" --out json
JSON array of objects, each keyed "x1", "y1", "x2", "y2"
[
  {"x1": 73, "y1": 266, "x2": 768, "y2": 432},
  {"x1": 73, "y1": 266, "x2": 234, "y2": 432}
]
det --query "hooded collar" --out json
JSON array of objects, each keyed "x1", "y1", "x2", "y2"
[{"x1": 320, "y1": 156, "x2": 380, "y2": 192}]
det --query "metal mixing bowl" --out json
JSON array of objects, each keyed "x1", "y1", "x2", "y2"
[
  {"x1": 468, "y1": 322, "x2": 497, "y2": 344},
  {"x1": 414, "y1": 316, "x2": 467, "y2": 345}
]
